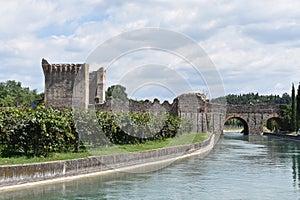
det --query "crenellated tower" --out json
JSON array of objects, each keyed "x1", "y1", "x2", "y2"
[{"x1": 42, "y1": 58, "x2": 89, "y2": 109}]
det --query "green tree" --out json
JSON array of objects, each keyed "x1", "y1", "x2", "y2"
[
  {"x1": 279, "y1": 104, "x2": 291, "y2": 131},
  {"x1": 0, "y1": 80, "x2": 43, "y2": 107},
  {"x1": 297, "y1": 83, "x2": 300, "y2": 130},
  {"x1": 106, "y1": 85, "x2": 128, "y2": 102},
  {"x1": 291, "y1": 83, "x2": 297, "y2": 132}
]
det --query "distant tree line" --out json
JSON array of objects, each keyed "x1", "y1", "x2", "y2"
[{"x1": 224, "y1": 92, "x2": 291, "y2": 105}]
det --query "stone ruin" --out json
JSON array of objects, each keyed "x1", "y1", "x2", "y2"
[
  {"x1": 41, "y1": 59, "x2": 226, "y2": 134},
  {"x1": 41, "y1": 59, "x2": 282, "y2": 134},
  {"x1": 42, "y1": 59, "x2": 106, "y2": 109}
]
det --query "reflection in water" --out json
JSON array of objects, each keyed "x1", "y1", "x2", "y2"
[
  {"x1": 1, "y1": 133, "x2": 300, "y2": 199},
  {"x1": 292, "y1": 154, "x2": 300, "y2": 188}
]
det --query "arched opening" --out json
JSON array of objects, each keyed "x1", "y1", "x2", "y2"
[
  {"x1": 264, "y1": 117, "x2": 282, "y2": 133},
  {"x1": 223, "y1": 116, "x2": 249, "y2": 135}
]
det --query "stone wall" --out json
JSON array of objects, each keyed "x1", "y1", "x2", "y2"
[
  {"x1": 207, "y1": 103, "x2": 227, "y2": 134},
  {"x1": 92, "y1": 93, "x2": 228, "y2": 134},
  {"x1": 177, "y1": 93, "x2": 205, "y2": 133},
  {"x1": 93, "y1": 98, "x2": 178, "y2": 115}
]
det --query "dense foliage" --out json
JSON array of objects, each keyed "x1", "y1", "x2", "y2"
[
  {"x1": 222, "y1": 93, "x2": 291, "y2": 105},
  {"x1": 0, "y1": 106, "x2": 192, "y2": 158},
  {"x1": 0, "y1": 106, "x2": 77, "y2": 157},
  {"x1": 297, "y1": 84, "x2": 300, "y2": 130},
  {"x1": 0, "y1": 80, "x2": 44, "y2": 107},
  {"x1": 224, "y1": 118, "x2": 244, "y2": 127},
  {"x1": 291, "y1": 84, "x2": 297, "y2": 132},
  {"x1": 279, "y1": 104, "x2": 292, "y2": 131},
  {"x1": 106, "y1": 85, "x2": 128, "y2": 101}
]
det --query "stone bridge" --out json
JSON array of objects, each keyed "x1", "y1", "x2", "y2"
[
  {"x1": 177, "y1": 94, "x2": 281, "y2": 135},
  {"x1": 224, "y1": 104, "x2": 281, "y2": 134}
]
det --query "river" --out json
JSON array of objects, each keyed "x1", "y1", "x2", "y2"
[{"x1": 1, "y1": 133, "x2": 300, "y2": 200}]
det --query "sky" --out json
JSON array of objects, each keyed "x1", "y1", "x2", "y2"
[{"x1": 1, "y1": 0, "x2": 300, "y2": 101}]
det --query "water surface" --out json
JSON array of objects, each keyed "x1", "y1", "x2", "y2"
[{"x1": 1, "y1": 133, "x2": 300, "y2": 200}]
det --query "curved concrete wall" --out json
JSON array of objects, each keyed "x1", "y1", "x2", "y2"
[
  {"x1": 0, "y1": 134, "x2": 215, "y2": 187},
  {"x1": 263, "y1": 132, "x2": 300, "y2": 140}
]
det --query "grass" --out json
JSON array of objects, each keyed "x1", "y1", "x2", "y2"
[{"x1": 0, "y1": 132, "x2": 208, "y2": 166}]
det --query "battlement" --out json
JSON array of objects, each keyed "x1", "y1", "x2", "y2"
[{"x1": 42, "y1": 59, "x2": 84, "y2": 74}]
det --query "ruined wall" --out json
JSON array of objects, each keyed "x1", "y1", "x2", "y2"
[
  {"x1": 93, "y1": 93, "x2": 227, "y2": 134},
  {"x1": 93, "y1": 98, "x2": 177, "y2": 115},
  {"x1": 207, "y1": 103, "x2": 227, "y2": 134},
  {"x1": 42, "y1": 59, "x2": 89, "y2": 109},
  {"x1": 177, "y1": 93, "x2": 209, "y2": 133}
]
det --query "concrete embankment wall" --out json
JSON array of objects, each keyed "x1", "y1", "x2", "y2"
[
  {"x1": 263, "y1": 132, "x2": 300, "y2": 141},
  {"x1": 0, "y1": 134, "x2": 215, "y2": 187}
]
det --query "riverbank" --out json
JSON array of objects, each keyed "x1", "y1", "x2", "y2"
[
  {"x1": 263, "y1": 132, "x2": 300, "y2": 141},
  {"x1": 0, "y1": 132, "x2": 208, "y2": 166},
  {"x1": 0, "y1": 133, "x2": 217, "y2": 192}
]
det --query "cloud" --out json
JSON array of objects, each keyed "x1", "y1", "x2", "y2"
[{"x1": 0, "y1": 0, "x2": 300, "y2": 99}]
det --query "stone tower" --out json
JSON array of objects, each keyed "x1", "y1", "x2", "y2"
[
  {"x1": 89, "y1": 67, "x2": 106, "y2": 104},
  {"x1": 42, "y1": 59, "x2": 89, "y2": 109}
]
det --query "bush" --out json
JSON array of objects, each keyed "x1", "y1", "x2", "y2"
[
  {"x1": 0, "y1": 106, "x2": 76, "y2": 157},
  {"x1": 0, "y1": 107, "x2": 192, "y2": 158}
]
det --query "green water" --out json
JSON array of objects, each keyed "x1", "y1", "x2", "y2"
[{"x1": 1, "y1": 133, "x2": 300, "y2": 199}]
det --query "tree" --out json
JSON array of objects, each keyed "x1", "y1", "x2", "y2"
[
  {"x1": 221, "y1": 92, "x2": 291, "y2": 105},
  {"x1": 297, "y1": 83, "x2": 300, "y2": 130},
  {"x1": 106, "y1": 85, "x2": 128, "y2": 101},
  {"x1": 0, "y1": 80, "x2": 43, "y2": 107},
  {"x1": 279, "y1": 104, "x2": 291, "y2": 131},
  {"x1": 291, "y1": 83, "x2": 297, "y2": 132}
]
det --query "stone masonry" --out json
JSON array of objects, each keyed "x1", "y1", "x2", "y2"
[
  {"x1": 225, "y1": 104, "x2": 280, "y2": 134},
  {"x1": 42, "y1": 59, "x2": 106, "y2": 109},
  {"x1": 89, "y1": 68, "x2": 106, "y2": 105},
  {"x1": 42, "y1": 59, "x2": 89, "y2": 109}
]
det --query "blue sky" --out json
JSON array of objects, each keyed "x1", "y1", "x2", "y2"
[{"x1": 1, "y1": 0, "x2": 300, "y2": 101}]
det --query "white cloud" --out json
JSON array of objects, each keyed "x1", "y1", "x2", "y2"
[{"x1": 0, "y1": 0, "x2": 300, "y2": 99}]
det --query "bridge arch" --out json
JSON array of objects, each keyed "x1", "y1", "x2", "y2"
[
  {"x1": 263, "y1": 113, "x2": 281, "y2": 132},
  {"x1": 222, "y1": 114, "x2": 249, "y2": 135}
]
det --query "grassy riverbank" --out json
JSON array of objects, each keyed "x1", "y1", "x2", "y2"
[{"x1": 0, "y1": 132, "x2": 208, "y2": 166}]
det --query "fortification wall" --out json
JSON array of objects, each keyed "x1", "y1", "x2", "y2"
[
  {"x1": 93, "y1": 98, "x2": 178, "y2": 115},
  {"x1": 176, "y1": 93, "x2": 208, "y2": 133}
]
